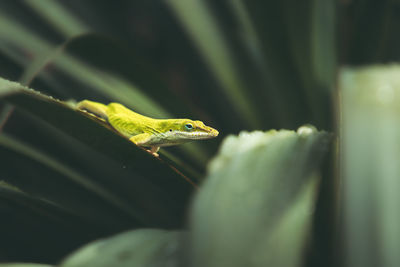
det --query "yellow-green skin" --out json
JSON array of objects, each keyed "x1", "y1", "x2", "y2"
[{"x1": 76, "y1": 100, "x2": 219, "y2": 155}]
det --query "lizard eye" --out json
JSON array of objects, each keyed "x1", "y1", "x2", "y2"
[{"x1": 185, "y1": 123, "x2": 193, "y2": 131}]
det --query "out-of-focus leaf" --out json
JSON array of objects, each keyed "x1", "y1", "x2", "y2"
[
  {"x1": 0, "y1": 181, "x2": 103, "y2": 263},
  {"x1": 0, "y1": 134, "x2": 140, "y2": 227},
  {"x1": 60, "y1": 229, "x2": 184, "y2": 267},
  {"x1": 188, "y1": 126, "x2": 330, "y2": 267},
  {"x1": 0, "y1": 104, "x2": 14, "y2": 130},
  {"x1": 0, "y1": 13, "x2": 168, "y2": 117},
  {"x1": 167, "y1": 0, "x2": 261, "y2": 128},
  {"x1": 0, "y1": 77, "x2": 195, "y2": 229},
  {"x1": 225, "y1": 0, "x2": 288, "y2": 127},
  {"x1": 23, "y1": 0, "x2": 89, "y2": 37},
  {"x1": 310, "y1": 0, "x2": 336, "y2": 90},
  {"x1": 340, "y1": 65, "x2": 400, "y2": 267},
  {"x1": 0, "y1": 181, "x2": 99, "y2": 230},
  {"x1": 283, "y1": 0, "x2": 335, "y2": 129},
  {"x1": 343, "y1": 1, "x2": 390, "y2": 64},
  {"x1": 0, "y1": 264, "x2": 52, "y2": 267},
  {"x1": 238, "y1": 1, "x2": 314, "y2": 129}
]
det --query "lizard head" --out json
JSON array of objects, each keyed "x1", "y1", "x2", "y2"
[{"x1": 157, "y1": 119, "x2": 219, "y2": 146}]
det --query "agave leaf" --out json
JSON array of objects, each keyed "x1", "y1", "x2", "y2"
[
  {"x1": 340, "y1": 65, "x2": 400, "y2": 267},
  {"x1": 0, "y1": 77, "x2": 195, "y2": 229},
  {"x1": 188, "y1": 127, "x2": 330, "y2": 267},
  {"x1": 59, "y1": 229, "x2": 184, "y2": 267}
]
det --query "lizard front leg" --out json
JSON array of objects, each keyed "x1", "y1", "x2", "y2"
[
  {"x1": 148, "y1": 146, "x2": 160, "y2": 157},
  {"x1": 129, "y1": 133, "x2": 160, "y2": 157}
]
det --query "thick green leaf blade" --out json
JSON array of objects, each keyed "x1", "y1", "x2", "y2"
[
  {"x1": 340, "y1": 65, "x2": 400, "y2": 267},
  {"x1": 188, "y1": 127, "x2": 330, "y2": 267},
  {"x1": 60, "y1": 229, "x2": 184, "y2": 267}
]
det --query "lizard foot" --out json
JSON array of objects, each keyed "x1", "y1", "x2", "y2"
[{"x1": 147, "y1": 146, "x2": 160, "y2": 157}]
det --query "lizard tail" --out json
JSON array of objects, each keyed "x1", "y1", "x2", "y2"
[{"x1": 76, "y1": 100, "x2": 109, "y2": 120}]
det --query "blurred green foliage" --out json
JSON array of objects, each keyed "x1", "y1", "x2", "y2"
[{"x1": 1, "y1": 0, "x2": 400, "y2": 267}]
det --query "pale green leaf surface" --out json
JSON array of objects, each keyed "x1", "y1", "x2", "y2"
[
  {"x1": 60, "y1": 229, "x2": 184, "y2": 267},
  {"x1": 189, "y1": 126, "x2": 330, "y2": 267},
  {"x1": 341, "y1": 65, "x2": 400, "y2": 267}
]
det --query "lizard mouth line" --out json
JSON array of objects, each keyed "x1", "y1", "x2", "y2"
[{"x1": 167, "y1": 130, "x2": 218, "y2": 140}]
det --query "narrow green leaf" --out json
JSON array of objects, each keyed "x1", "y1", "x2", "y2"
[
  {"x1": 0, "y1": 14, "x2": 164, "y2": 116},
  {"x1": 0, "y1": 104, "x2": 14, "y2": 131},
  {"x1": 0, "y1": 77, "x2": 195, "y2": 228},
  {"x1": 0, "y1": 134, "x2": 137, "y2": 221},
  {"x1": 60, "y1": 229, "x2": 184, "y2": 267},
  {"x1": 0, "y1": 181, "x2": 93, "y2": 227},
  {"x1": 283, "y1": 0, "x2": 335, "y2": 128},
  {"x1": 188, "y1": 127, "x2": 330, "y2": 267},
  {"x1": 23, "y1": 0, "x2": 89, "y2": 37},
  {"x1": 340, "y1": 65, "x2": 400, "y2": 267},
  {"x1": 226, "y1": 0, "x2": 290, "y2": 126},
  {"x1": 310, "y1": 0, "x2": 336, "y2": 89},
  {"x1": 0, "y1": 181, "x2": 101, "y2": 264},
  {"x1": 0, "y1": 14, "x2": 210, "y2": 164},
  {"x1": 167, "y1": 0, "x2": 260, "y2": 128},
  {"x1": 0, "y1": 180, "x2": 106, "y2": 242}
]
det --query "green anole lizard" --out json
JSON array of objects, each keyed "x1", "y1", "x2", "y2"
[{"x1": 76, "y1": 100, "x2": 219, "y2": 156}]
